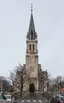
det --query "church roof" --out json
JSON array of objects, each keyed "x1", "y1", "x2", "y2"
[{"x1": 27, "y1": 7, "x2": 37, "y2": 40}]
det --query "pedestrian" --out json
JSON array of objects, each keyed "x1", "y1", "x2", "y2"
[
  {"x1": 11, "y1": 97, "x2": 15, "y2": 103},
  {"x1": 50, "y1": 97, "x2": 57, "y2": 103}
]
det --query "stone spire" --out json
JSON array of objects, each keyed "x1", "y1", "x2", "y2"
[{"x1": 27, "y1": 4, "x2": 37, "y2": 40}]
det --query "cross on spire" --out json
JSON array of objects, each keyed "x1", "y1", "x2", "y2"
[{"x1": 31, "y1": 4, "x2": 33, "y2": 13}]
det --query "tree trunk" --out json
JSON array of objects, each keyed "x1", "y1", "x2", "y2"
[{"x1": 20, "y1": 75, "x2": 23, "y2": 97}]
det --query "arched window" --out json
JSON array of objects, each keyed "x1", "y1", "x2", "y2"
[{"x1": 29, "y1": 44, "x2": 31, "y2": 51}]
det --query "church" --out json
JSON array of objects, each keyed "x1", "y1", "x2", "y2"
[
  {"x1": 14, "y1": 7, "x2": 48, "y2": 94},
  {"x1": 22, "y1": 7, "x2": 48, "y2": 93}
]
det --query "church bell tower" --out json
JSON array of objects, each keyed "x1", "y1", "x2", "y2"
[{"x1": 25, "y1": 5, "x2": 39, "y2": 92}]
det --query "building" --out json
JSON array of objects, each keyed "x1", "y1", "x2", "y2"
[
  {"x1": 22, "y1": 8, "x2": 48, "y2": 93},
  {"x1": 14, "y1": 7, "x2": 48, "y2": 94}
]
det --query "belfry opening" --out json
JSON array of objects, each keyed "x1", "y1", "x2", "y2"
[{"x1": 29, "y1": 83, "x2": 35, "y2": 93}]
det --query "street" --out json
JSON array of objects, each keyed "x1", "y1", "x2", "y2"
[
  {"x1": 15, "y1": 93, "x2": 47, "y2": 103},
  {"x1": 0, "y1": 98, "x2": 47, "y2": 103},
  {"x1": 17, "y1": 99, "x2": 46, "y2": 103}
]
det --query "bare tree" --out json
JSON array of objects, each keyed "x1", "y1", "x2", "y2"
[
  {"x1": 10, "y1": 71, "x2": 16, "y2": 91},
  {"x1": 39, "y1": 70, "x2": 49, "y2": 94},
  {"x1": 15, "y1": 64, "x2": 24, "y2": 96},
  {"x1": 47, "y1": 76, "x2": 64, "y2": 93},
  {"x1": 10, "y1": 64, "x2": 30, "y2": 96},
  {"x1": 53, "y1": 76, "x2": 64, "y2": 93}
]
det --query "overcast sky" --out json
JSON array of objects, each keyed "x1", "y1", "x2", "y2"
[{"x1": 0, "y1": 0, "x2": 64, "y2": 78}]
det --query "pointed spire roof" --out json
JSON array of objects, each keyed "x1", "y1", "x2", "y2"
[{"x1": 27, "y1": 4, "x2": 37, "y2": 40}]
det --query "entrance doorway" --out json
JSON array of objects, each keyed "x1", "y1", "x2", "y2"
[{"x1": 29, "y1": 83, "x2": 35, "y2": 93}]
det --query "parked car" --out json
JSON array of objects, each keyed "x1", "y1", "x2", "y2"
[
  {"x1": 60, "y1": 97, "x2": 64, "y2": 103},
  {"x1": 50, "y1": 94, "x2": 64, "y2": 103},
  {"x1": 5, "y1": 95, "x2": 12, "y2": 103},
  {"x1": 54, "y1": 95, "x2": 63, "y2": 103}
]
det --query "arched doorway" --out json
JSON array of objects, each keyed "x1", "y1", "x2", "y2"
[{"x1": 29, "y1": 83, "x2": 35, "y2": 93}]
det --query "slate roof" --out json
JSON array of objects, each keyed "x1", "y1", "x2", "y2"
[{"x1": 27, "y1": 11, "x2": 37, "y2": 40}]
